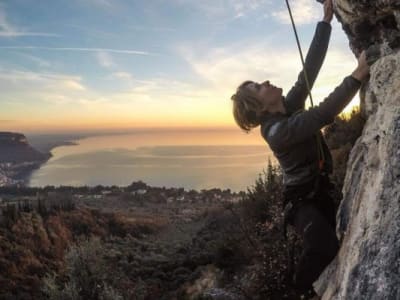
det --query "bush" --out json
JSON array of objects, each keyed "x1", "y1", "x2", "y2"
[
  {"x1": 42, "y1": 238, "x2": 123, "y2": 300},
  {"x1": 324, "y1": 107, "x2": 366, "y2": 189},
  {"x1": 240, "y1": 160, "x2": 283, "y2": 225},
  {"x1": 188, "y1": 160, "x2": 301, "y2": 299}
]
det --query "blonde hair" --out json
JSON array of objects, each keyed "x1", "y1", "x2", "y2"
[{"x1": 231, "y1": 81, "x2": 263, "y2": 133}]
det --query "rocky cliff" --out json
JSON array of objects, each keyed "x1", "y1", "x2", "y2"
[
  {"x1": 315, "y1": 1, "x2": 400, "y2": 299},
  {"x1": 0, "y1": 132, "x2": 49, "y2": 163}
]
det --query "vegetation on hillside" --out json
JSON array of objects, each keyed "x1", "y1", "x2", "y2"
[{"x1": 324, "y1": 107, "x2": 366, "y2": 189}]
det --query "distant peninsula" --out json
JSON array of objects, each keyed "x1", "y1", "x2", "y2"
[
  {"x1": 27, "y1": 133, "x2": 83, "y2": 154},
  {"x1": 0, "y1": 132, "x2": 80, "y2": 186}
]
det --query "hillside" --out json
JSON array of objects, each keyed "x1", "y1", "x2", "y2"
[{"x1": 0, "y1": 132, "x2": 50, "y2": 163}]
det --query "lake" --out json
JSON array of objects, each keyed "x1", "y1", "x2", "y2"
[{"x1": 28, "y1": 129, "x2": 274, "y2": 192}]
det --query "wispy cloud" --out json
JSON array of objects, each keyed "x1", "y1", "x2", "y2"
[
  {"x1": 0, "y1": 31, "x2": 59, "y2": 37},
  {"x1": 96, "y1": 51, "x2": 115, "y2": 68},
  {"x1": 130, "y1": 25, "x2": 177, "y2": 32},
  {"x1": 62, "y1": 80, "x2": 86, "y2": 91},
  {"x1": 111, "y1": 72, "x2": 134, "y2": 80},
  {"x1": 179, "y1": 43, "x2": 303, "y2": 94},
  {"x1": 0, "y1": 70, "x2": 82, "y2": 82},
  {"x1": 231, "y1": 0, "x2": 271, "y2": 18},
  {"x1": 108, "y1": 72, "x2": 155, "y2": 88},
  {"x1": 271, "y1": 0, "x2": 320, "y2": 25},
  {"x1": 74, "y1": 0, "x2": 123, "y2": 14},
  {"x1": 86, "y1": 0, "x2": 113, "y2": 8},
  {"x1": 173, "y1": 0, "x2": 270, "y2": 20},
  {"x1": 0, "y1": 69, "x2": 87, "y2": 96},
  {"x1": 17, "y1": 53, "x2": 51, "y2": 67},
  {"x1": 179, "y1": 41, "x2": 357, "y2": 105},
  {"x1": 0, "y1": 5, "x2": 58, "y2": 38},
  {"x1": 0, "y1": 46, "x2": 156, "y2": 56}
]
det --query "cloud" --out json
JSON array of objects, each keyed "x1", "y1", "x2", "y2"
[
  {"x1": 130, "y1": 25, "x2": 177, "y2": 32},
  {"x1": 0, "y1": 5, "x2": 14, "y2": 32},
  {"x1": 0, "y1": 69, "x2": 87, "y2": 97},
  {"x1": 76, "y1": 0, "x2": 115, "y2": 9},
  {"x1": 0, "y1": 70, "x2": 81, "y2": 83},
  {"x1": 172, "y1": 0, "x2": 271, "y2": 20},
  {"x1": 179, "y1": 41, "x2": 357, "y2": 105},
  {"x1": 0, "y1": 32, "x2": 59, "y2": 37},
  {"x1": 0, "y1": 46, "x2": 156, "y2": 56},
  {"x1": 86, "y1": 0, "x2": 113, "y2": 7},
  {"x1": 96, "y1": 51, "x2": 115, "y2": 68},
  {"x1": 62, "y1": 80, "x2": 86, "y2": 91},
  {"x1": 231, "y1": 0, "x2": 271, "y2": 18},
  {"x1": 111, "y1": 72, "x2": 134, "y2": 80},
  {"x1": 108, "y1": 72, "x2": 155, "y2": 90},
  {"x1": 179, "y1": 43, "x2": 303, "y2": 94},
  {"x1": 0, "y1": 5, "x2": 58, "y2": 38},
  {"x1": 271, "y1": 0, "x2": 320, "y2": 25},
  {"x1": 17, "y1": 53, "x2": 51, "y2": 67}
]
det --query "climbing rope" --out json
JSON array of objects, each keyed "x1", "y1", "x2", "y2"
[
  {"x1": 284, "y1": 0, "x2": 315, "y2": 107},
  {"x1": 284, "y1": 0, "x2": 326, "y2": 170}
]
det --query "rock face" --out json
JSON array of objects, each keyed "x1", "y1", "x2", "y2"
[
  {"x1": 334, "y1": 0, "x2": 400, "y2": 57},
  {"x1": 314, "y1": 1, "x2": 400, "y2": 299}
]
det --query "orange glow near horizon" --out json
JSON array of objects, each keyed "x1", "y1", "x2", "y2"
[{"x1": 4, "y1": 98, "x2": 360, "y2": 134}]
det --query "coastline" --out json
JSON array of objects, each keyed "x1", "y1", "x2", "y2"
[
  {"x1": 27, "y1": 133, "x2": 84, "y2": 154},
  {"x1": 2, "y1": 139, "x2": 81, "y2": 187},
  {"x1": 43, "y1": 140, "x2": 79, "y2": 155},
  {"x1": 22, "y1": 140, "x2": 81, "y2": 186}
]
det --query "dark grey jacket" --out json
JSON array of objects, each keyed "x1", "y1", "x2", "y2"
[{"x1": 260, "y1": 22, "x2": 361, "y2": 187}]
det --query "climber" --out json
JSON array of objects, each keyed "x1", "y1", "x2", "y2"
[{"x1": 230, "y1": 0, "x2": 370, "y2": 298}]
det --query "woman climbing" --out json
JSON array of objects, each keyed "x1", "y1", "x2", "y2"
[{"x1": 230, "y1": 0, "x2": 370, "y2": 298}]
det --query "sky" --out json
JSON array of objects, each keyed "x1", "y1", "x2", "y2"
[{"x1": 0, "y1": 0, "x2": 360, "y2": 134}]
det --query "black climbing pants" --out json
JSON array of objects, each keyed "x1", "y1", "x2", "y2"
[{"x1": 284, "y1": 177, "x2": 340, "y2": 293}]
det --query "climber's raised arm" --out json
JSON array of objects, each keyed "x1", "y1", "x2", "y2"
[
  {"x1": 264, "y1": 50, "x2": 370, "y2": 151},
  {"x1": 284, "y1": 0, "x2": 334, "y2": 115}
]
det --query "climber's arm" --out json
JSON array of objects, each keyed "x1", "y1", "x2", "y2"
[
  {"x1": 284, "y1": 0, "x2": 333, "y2": 115},
  {"x1": 265, "y1": 76, "x2": 361, "y2": 150},
  {"x1": 264, "y1": 51, "x2": 370, "y2": 151}
]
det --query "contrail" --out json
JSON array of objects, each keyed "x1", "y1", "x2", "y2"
[
  {"x1": 0, "y1": 46, "x2": 156, "y2": 56},
  {"x1": 0, "y1": 32, "x2": 60, "y2": 37}
]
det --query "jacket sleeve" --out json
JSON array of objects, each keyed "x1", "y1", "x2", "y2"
[
  {"x1": 284, "y1": 21, "x2": 332, "y2": 115},
  {"x1": 265, "y1": 76, "x2": 361, "y2": 151}
]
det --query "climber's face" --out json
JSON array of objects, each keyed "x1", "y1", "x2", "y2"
[{"x1": 245, "y1": 80, "x2": 283, "y2": 112}]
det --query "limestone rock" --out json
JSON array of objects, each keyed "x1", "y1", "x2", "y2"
[
  {"x1": 334, "y1": 0, "x2": 400, "y2": 57},
  {"x1": 314, "y1": 1, "x2": 400, "y2": 299},
  {"x1": 201, "y1": 288, "x2": 244, "y2": 300}
]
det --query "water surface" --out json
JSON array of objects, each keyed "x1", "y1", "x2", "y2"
[{"x1": 29, "y1": 131, "x2": 274, "y2": 191}]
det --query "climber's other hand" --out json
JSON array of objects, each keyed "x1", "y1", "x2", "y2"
[
  {"x1": 352, "y1": 50, "x2": 370, "y2": 82},
  {"x1": 323, "y1": 0, "x2": 333, "y2": 23}
]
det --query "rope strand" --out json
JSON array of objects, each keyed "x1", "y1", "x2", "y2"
[{"x1": 284, "y1": 0, "x2": 314, "y2": 107}]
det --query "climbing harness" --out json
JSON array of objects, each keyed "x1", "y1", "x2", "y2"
[{"x1": 284, "y1": 0, "x2": 326, "y2": 171}]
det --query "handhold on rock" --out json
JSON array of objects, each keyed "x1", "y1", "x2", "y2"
[{"x1": 365, "y1": 44, "x2": 382, "y2": 65}]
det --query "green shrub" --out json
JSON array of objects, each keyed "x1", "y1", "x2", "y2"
[
  {"x1": 42, "y1": 238, "x2": 123, "y2": 300},
  {"x1": 240, "y1": 160, "x2": 283, "y2": 225},
  {"x1": 324, "y1": 107, "x2": 366, "y2": 188}
]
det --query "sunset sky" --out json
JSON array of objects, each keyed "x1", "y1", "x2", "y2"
[{"x1": 0, "y1": 0, "x2": 359, "y2": 133}]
